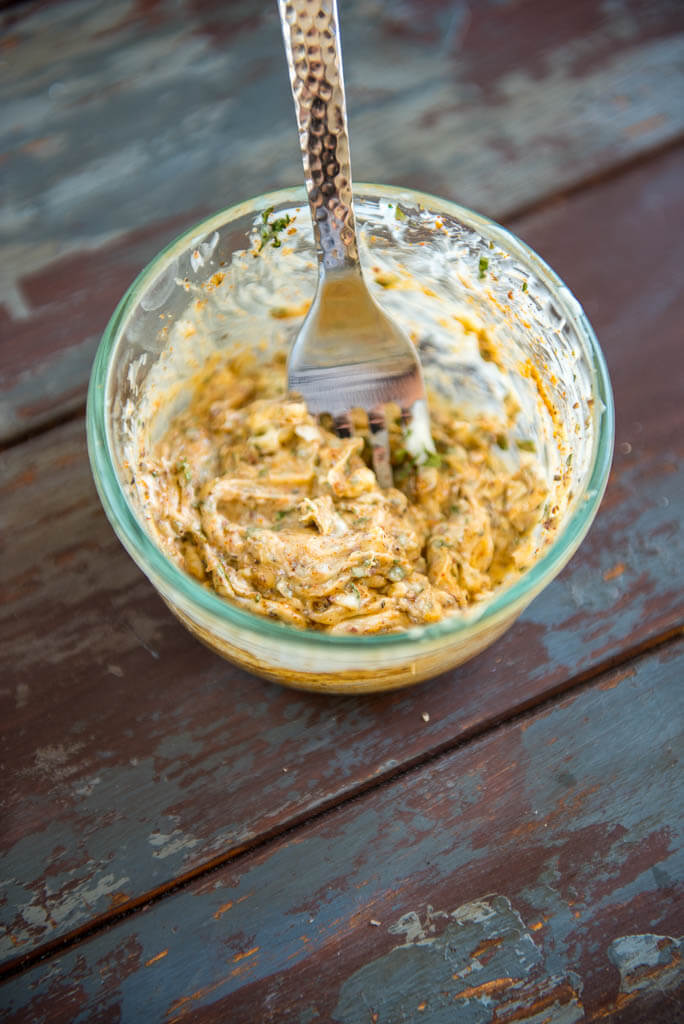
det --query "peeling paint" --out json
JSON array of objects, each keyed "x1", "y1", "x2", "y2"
[
  {"x1": 15, "y1": 682, "x2": 30, "y2": 709},
  {"x1": 608, "y1": 933, "x2": 682, "y2": 994},
  {"x1": 148, "y1": 830, "x2": 199, "y2": 861},
  {"x1": 3, "y1": 0, "x2": 684, "y2": 444},
  {"x1": 144, "y1": 949, "x2": 168, "y2": 967},
  {"x1": 333, "y1": 896, "x2": 583, "y2": 1023},
  {"x1": 0, "y1": 646, "x2": 681, "y2": 1018},
  {"x1": 1, "y1": 0, "x2": 683, "y2": 1018},
  {"x1": 30, "y1": 742, "x2": 85, "y2": 781}
]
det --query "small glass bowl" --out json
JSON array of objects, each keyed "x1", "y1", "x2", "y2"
[{"x1": 87, "y1": 185, "x2": 613, "y2": 693}]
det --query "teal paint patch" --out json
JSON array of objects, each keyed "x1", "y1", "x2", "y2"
[
  {"x1": 5, "y1": 0, "x2": 684, "y2": 275},
  {"x1": 515, "y1": 646, "x2": 683, "y2": 974},
  {"x1": 0, "y1": 816, "x2": 131, "y2": 963},
  {"x1": 519, "y1": 650, "x2": 682, "y2": 838},
  {"x1": 523, "y1": 456, "x2": 683, "y2": 671},
  {"x1": 1, "y1": 779, "x2": 491, "y2": 1021},
  {"x1": 299, "y1": 1008, "x2": 320, "y2": 1024},
  {"x1": 333, "y1": 896, "x2": 583, "y2": 1024},
  {"x1": 3, "y1": 646, "x2": 680, "y2": 1020},
  {"x1": 608, "y1": 933, "x2": 682, "y2": 995}
]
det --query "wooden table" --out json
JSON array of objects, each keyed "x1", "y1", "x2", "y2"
[{"x1": 1, "y1": 1, "x2": 682, "y2": 1020}]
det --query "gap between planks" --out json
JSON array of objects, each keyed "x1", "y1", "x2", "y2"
[
  {"x1": 0, "y1": 400, "x2": 86, "y2": 454},
  {"x1": 492, "y1": 130, "x2": 684, "y2": 223},
  {"x1": 1, "y1": 626, "x2": 681, "y2": 986},
  {"x1": 1, "y1": 133, "x2": 682, "y2": 455}
]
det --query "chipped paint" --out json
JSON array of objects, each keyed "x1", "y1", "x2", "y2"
[
  {"x1": 3, "y1": 0, "x2": 683, "y2": 287},
  {"x1": 0, "y1": 646, "x2": 681, "y2": 1019},
  {"x1": 0, "y1": 560, "x2": 681, "y2": 969},
  {"x1": 602, "y1": 563, "x2": 625, "y2": 582},
  {"x1": 232, "y1": 946, "x2": 259, "y2": 963},
  {"x1": 148, "y1": 830, "x2": 200, "y2": 860},
  {"x1": 453, "y1": 977, "x2": 515, "y2": 998},
  {"x1": 3, "y1": 1, "x2": 684, "y2": 441},
  {"x1": 30, "y1": 742, "x2": 85, "y2": 781},
  {"x1": 608, "y1": 933, "x2": 681, "y2": 994},
  {"x1": 1, "y1": 7, "x2": 683, "y2": 1015},
  {"x1": 2, "y1": 93, "x2": 683, "y2": 961},
  {"x1": 334, "y1": 896, "x2": 583, "y2": 1023},
  {"x1": 144, "y1": 949, "x2": 168, "y2": 967},
  {"x1": 0, "y1": 869, "x2": 131, "y2": 961},
  {"x1": 522, "y1": 453, "x2": 683, "y2": 673},
  {"x1": 213, "y1": 900, "x2": 234, "y2": 921}
]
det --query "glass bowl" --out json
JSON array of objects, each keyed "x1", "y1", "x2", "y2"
[{"x1": 87, "y1": 185, "x2": 613, "y2": 694}]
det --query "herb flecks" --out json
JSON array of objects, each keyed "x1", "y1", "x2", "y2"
[
  {"x1": 478, "y1": 257, "x2": 489, "y2": 280},
  {"x1": 258, "y1": 207, "x2": 293, "y2": 251},
  {"x1": 393, "y1": 442, "x2": 444, "y2": 471},
  {"x1": 393, "y1": 462, "x2": 413, "y2": 484},
  {"x1": 423, "y1": 450, "x2": 445, "y2": 469}
]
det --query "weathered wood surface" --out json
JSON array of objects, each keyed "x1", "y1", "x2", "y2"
[
  {"x1": 1, "y1": 145, "x2": 682, "y2": 970},
  {"x1": 2, "y1": 2, "x2": 683, "y2": 1017},
  {"x1": 2, "y1": 0, "x2": 684, "y2": 441},
  {"x1": 2, "y1": 641, "x2": 682, "y2": 1023}
]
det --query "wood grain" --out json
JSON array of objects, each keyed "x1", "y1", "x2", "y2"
[
  {"x1": 1, "y1": 147, "x2": 682, "y2": 967},
  {"x1": 2, "y1": 0, "x2": 684, "y2": 440},
  {"x1": 1, "y1": 641, "x2": 681, "y2": 1023}
]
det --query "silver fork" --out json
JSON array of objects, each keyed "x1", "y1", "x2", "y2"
[{"x1": 277, "y1": 0, "x2": 435, "y2": 488}]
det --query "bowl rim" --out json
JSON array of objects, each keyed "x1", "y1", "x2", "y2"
[{"x1": 87, "y1": 183, "x2": 614, "y2": 649}]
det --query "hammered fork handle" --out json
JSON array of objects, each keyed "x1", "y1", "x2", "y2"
[{"x1": 278, "y1": 0, "x2": 360, "y2": 273}]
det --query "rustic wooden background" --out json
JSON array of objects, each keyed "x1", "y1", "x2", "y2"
[{"x1": 1, "y1": 0, "x2": 682, "y2": 1021}]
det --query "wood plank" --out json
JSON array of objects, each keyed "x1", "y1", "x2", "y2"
[
  {"x1": 1, "y1": 145, "x2": 683, "y2": 966},
  {"x1": 2, "y1": 0, "x2": 684, "y2": 440},
  {"x1": 1, "y1": 641, "x2": 681, "y2": 1022}
]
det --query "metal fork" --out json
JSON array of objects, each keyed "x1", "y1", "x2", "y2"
[{"x1": 277, "y1": 0, "x2": 435, "y2": 488}]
